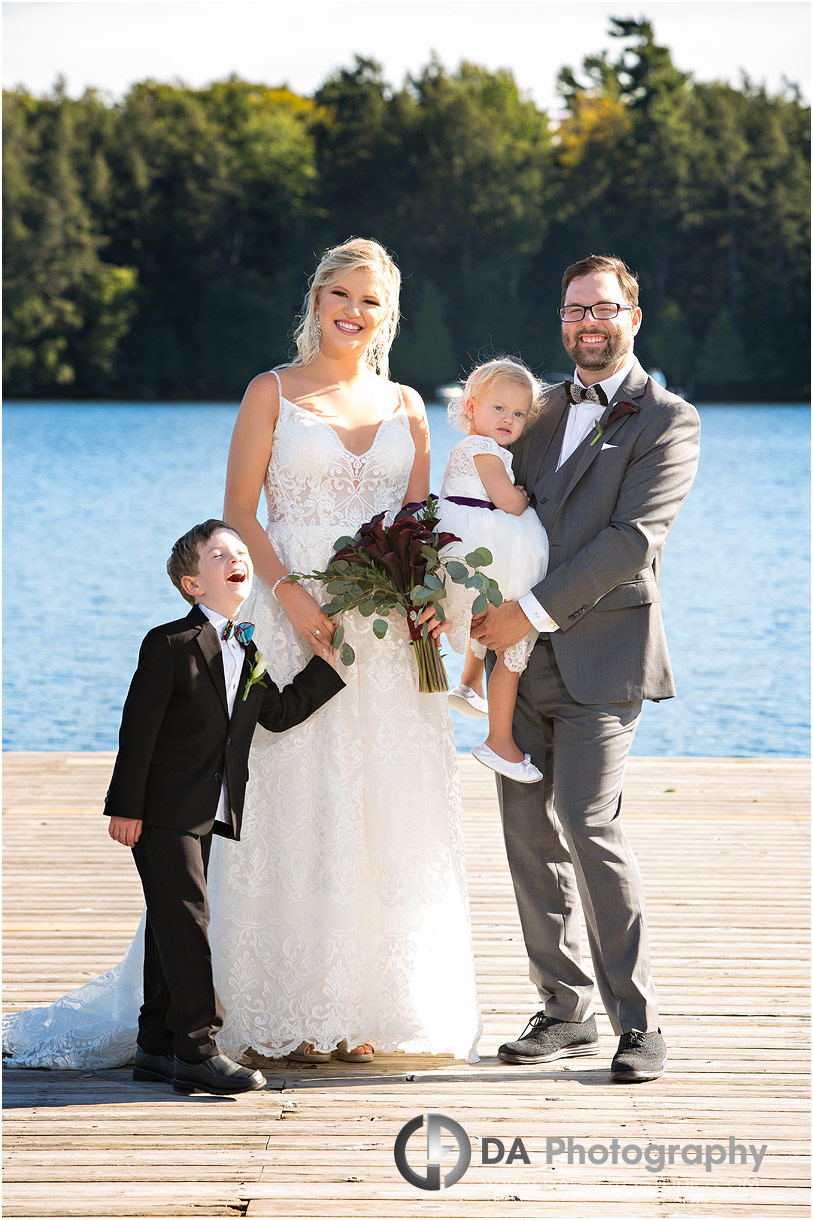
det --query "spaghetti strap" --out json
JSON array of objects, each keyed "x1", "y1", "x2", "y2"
[{"x1": 268, "y1": 368, "x2": 283, "y2": 398}]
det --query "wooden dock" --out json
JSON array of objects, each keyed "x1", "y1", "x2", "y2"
[{"x1": 3, "y1": 752, "x2": 810, "y2": 1218}]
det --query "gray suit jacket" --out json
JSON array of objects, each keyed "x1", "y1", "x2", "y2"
[{"x1": 511, "y1": 358, "x2": 701, "y2": 704}]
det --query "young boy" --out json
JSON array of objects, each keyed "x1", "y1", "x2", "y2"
[{"x1": 105, "y1": 519, "x2": 344, "y2": 1095}]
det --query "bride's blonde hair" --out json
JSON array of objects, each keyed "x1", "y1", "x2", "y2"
[{"x1": 290, "y1": 238, "x2": 401, "y2": 377}]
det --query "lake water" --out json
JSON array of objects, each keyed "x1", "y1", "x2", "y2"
[{"x1": 3, "y1": 402, "x2": 809, "y2": 757}]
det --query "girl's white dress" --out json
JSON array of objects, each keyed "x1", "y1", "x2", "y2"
[
  {"x1": 3, "y1": 378, "x2": 482, "y2": 1068},
  {"x1": 437, "y1": 434, "x2": 549, "y2": 672}
]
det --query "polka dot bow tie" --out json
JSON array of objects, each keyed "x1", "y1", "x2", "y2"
[
  {"x1": 221, "y1": 620, "x2": 255, "y2": 646},
  {"x1": 565, "y1": 380, "x2": 608, "y2": 406}
]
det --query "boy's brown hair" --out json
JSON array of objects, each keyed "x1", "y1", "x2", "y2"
[{"x1": 167, "y1": 519, "x2": 244, "y2": 605}]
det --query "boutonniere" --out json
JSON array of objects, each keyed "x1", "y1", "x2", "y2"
[
  {"x1": 590, "y1": 400, "x2": 639, "y2": 445},
  {"x1": 241, "y1": 650, "x2": 268, "y2": 702}
]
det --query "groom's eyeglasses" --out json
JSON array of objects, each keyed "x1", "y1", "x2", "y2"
[{"x1": 558, "y1": 303, "x2": 634, "y2": 322}]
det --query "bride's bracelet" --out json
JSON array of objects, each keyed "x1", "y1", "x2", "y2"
[{"x1": 271, "y1": 573, "x2": 292, "y2": 599}]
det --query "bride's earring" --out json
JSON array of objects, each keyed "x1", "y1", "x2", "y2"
[{"x1": 313, "y1": 314, "x2": 322, "y2": 343}]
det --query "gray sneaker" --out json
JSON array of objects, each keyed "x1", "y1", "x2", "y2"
[
  {"x1": 610, "y1": 1029, "x2": 668, "y2": 1082},
  {"x1": 498, "y1": 1011, "x2": 600, "y2": 1064}
]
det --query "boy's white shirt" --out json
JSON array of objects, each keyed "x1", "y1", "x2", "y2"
[
  {"x1": 200, "y1": 602, "x2": 246, "y2": 827},
  {"x1": 518, "y1": 358, "x2": 636, "y2": 632}
]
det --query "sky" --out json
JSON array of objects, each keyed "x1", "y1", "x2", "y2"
[{"x1": 2, "y1": 0, "x2": 810, "y2": 114}]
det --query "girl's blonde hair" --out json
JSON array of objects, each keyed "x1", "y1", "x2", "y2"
[
  {"x1": 448, "y1": 357, "x2": 546, "y2": 432},
  {"x1": 289, "y1": 237, "x2": 401, "y2": 377}
]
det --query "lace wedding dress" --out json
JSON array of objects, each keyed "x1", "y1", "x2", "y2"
[{"x1": 3, "y1": 378, "x2": 482, "y2": 1068}]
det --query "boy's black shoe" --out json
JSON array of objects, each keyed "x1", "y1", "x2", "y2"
[
  {"x1": 610, "y1": 1029, "x2": 668, "y2": 1081},
  {"x1": 132, "y1": 1047, "x2": 174, "y2": 1083},
  {"x1": 498, "y1": 1012, "x2": 600, "y2": 1063},
  {"x1": 172, "y1": 1053, "x2": 266, "y2": 1095}
]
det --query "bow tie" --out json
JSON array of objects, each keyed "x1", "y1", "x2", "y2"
[
  {"x1": 221, "y1": 620, "x2": 255, "y2": 646},
  {"x1": 565, "y1": 380, "x2": 608, "y2": 406}
]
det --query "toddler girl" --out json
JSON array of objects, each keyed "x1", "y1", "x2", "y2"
[{"x1": 438, "y1": 358, "x2": 549, "y2": 783}]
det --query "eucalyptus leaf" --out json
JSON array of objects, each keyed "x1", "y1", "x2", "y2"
[
  {"x1": 372, "y1": 618, "x2": 389, "y2": 639},
  {"x1": 392, "y1": 603, "x2": 408, "y2": 617},
  {"x1": 424, "y1": 572, "x2": 443, "y2": 590},
  {"x1": 359, "y1": 600, "x2": 378, "y2": 616},
  {"x1": 445, "y1": 560, "x2": 468, "y2": 580},
  {"x1": 410, "y1": 588, "x2": 435, "y2": 605},
  {"x1": 471, "y1": 593, "x2": 487, "y2": 615},
  {"x1": 333, "y1": 536, "x2": 355, "y2": 549},
  {"x1": 486, "y1": 585, "x2": 504, "y2": 606},
  {"x1": 466, "y1": 547, "x2": 493, "y2": 567},
  {"x1": 332, "y1": 624, "x2": 345, "y2": 647},
  {"x1": 340, "y1": 642, "x2": 355, "y2": 666}
]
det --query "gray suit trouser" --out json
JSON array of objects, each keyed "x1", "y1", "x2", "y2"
[{"x1": 497, "y1": 635, "x2": 658, "y2": 1035}]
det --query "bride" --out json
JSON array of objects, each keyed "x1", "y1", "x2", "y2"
[{"x1": 3, "y1": 238, "x2": 482, "y2": 1069}]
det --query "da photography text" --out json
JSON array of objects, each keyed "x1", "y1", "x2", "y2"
[{"x1": 393, "y1": 1113, "x2": 768, "y2": 1191}]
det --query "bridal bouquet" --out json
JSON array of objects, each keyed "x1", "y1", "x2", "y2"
[{"x1": 296, "y1": 497, "x2": 502, "y2": 693}]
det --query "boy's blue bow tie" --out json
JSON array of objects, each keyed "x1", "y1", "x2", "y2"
[{"x1": 221, "y1": 620, "x2": 255, "y2": 646}]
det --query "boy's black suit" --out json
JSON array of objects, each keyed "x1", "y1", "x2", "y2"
[
  {"x1": 104, "y1": 603, "x2": 345, "y2": 1061},
  {"x1": 105, "y1": 603, "x2": 344, "y2": 839}
]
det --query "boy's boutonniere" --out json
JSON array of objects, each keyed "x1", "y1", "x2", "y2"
[
  {"x1": 242, "y1": 651, "x2": 268, "y2": 702},
  {"x1": 590, "y1": 400, "x2": 639, "y2": 446}
]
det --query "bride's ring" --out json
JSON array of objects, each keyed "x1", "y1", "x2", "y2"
[{"x1": 314, "y1": 628, "x2": 321, "y2": 637}]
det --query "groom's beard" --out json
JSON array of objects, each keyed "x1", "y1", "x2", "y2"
[{"x1": 561, "y1": 326, "x2": 632, "y2": 371}]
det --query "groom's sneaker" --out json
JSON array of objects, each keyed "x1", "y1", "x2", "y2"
[
  {"x1": 132, "y1": 1047, "x2": 174, "y2": 1083},
  {"x1": 498, "y1": 1012, "x2": 600, "y2": 1064},
  {"x1": 610, "y1": 1029, "x2": 668, "y2": 1082},
  {"x1": 172, "y1": 1053, "x2": 266, "y2": 1095}
]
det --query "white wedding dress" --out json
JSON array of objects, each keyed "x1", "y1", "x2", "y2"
[{"x1": 3, "y1": 379, "x2": 482, "y2": 1068}]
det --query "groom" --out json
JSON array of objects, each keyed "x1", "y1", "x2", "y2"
[{"x1": 472, "y1": 255, "x2": 700, "y2": 1081}]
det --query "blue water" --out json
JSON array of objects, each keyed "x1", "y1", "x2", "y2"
[{"x1": 3, "y1": 402, "x2": 809, "y2": 756}]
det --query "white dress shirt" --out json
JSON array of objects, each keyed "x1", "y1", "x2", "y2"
[
  {"x1": 518, "y1": 358, "x2": 636, "y2": 632},
  {"x1": 200, "y1": 603, "x2": 246, "y2": 827}
]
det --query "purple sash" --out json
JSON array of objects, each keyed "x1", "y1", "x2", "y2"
[{"x1": 446, "y1": 495, "x2": 496, "y2": 511}]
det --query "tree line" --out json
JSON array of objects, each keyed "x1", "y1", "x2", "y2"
[{"x1": 3, "y1": 18, "x2": 810, "y2": 401}]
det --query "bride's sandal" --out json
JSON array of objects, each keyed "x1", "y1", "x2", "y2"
[
  {"x1": 290, "y1": 1041, "x2": 332, "y2": 1063},
  {"x1": 336, "y1": 1039, "x2": 375, "y2": 1063}
]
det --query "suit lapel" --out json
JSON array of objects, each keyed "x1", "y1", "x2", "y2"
[
  {"x1": 190, "y1": 606, "x2": 229, "y2": 715},
  {"x1": 549, "y1": 359, "x2": 649, "y2": 525},
  {"x1": 524, "y1": 384, "x2": 570, "y2": 491}
]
